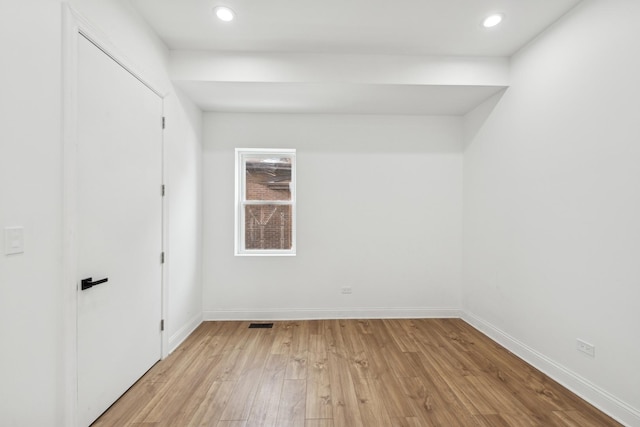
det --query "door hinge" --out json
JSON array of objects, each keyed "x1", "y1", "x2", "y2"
[
  {"x1": 161, "y1": 184, "x2": 165, "y2": 196},
  {"x1": 162, "y1": 116, "x2": 166, "y2": 129},
  {"x1": 160, "y1": 319, "x2": 165, "y2": 331},
  {"x1": 161, "y1": 252, "x2": 165, "y2": 264}
]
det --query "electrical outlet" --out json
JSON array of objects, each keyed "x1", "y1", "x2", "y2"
[
  {"x1": 577, "y1": 339, "x2": 595, "y2": 357},
  {"x1": 341, "y1": 286, "x2": 352, "y2": 295}
]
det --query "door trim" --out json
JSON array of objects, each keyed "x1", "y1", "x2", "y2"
[{"x1": 62, "y1": 5, "x2": 168, "y2": 425}]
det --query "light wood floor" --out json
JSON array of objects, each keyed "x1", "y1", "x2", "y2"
[{"x1": 93, "y1": 319, "x2": 622, "y2": 426}]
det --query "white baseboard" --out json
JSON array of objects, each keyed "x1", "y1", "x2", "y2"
[
  {"x1": 168, "y1": 312, "x2": 203, "y2": 354},
  {"x1": 461, "y1": 311, "x2": 639, "y2": 427},
  {"x1": 203, "y1": 307, "x2": 462, "y2": 321}
]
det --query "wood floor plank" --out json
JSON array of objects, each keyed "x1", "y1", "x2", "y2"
[
  {"x1": 326, "y1": 345, "x2": 365, "y2": 427},
  {"x1": 94, "y1": 320, "x2": 623, "y2": 427},
  {"x1": 305, "y1": 334, "x2": 333, "y2": 420},
  {"x1": 275, "y1": 379, "x2": 306, "y2": 427},
  {"x1": 344, "y1": 320, "x2": 375, "y2": 379},
  {"x1": 219, "y1": 329, "x2": 274, "y2": 421},
  {"x1": 304, "y1": 420, "x2": 334, "y2": 427},
  {"x1": 139, "y1": 340, "x2": 232, "y2": 423},
  {"x1": 216, "y1": 325, "x2": 262, "y2": 383},
  {"x1": 474, "y1": 413, "x2": 514, "y2": 427},
  {"x1": 381, "y1": 346, "x2": 422, "y2": 378},
  {"x1": 466, "y1": 374, "x2": 533, "y2": 416},
  {"x1": 245, "y1": 354, "x2": 287, "y2": 427},
  {"x1": 165, "y1": 356, "x2": 234, "y2": 425},
  {"x1": 448, "y1": 373, "x2": 500, "y2": 416},
  {"x1": 352, "y1": 377, "x2": 393, "y2": 427},
  {"x1": 216, "y1": 421, "x2": 246, "y2": 427},
  {"x1": 402, "y1": 350, "x2": 481, "y2": 425},
  {"x1": 447, "y1": 320, "x2": 573, "y2": 417},
  {"x1": 307, "y1": 320, "x2": 321, "y2": 336},
  {"x1": 330, "y1": 319, "x2": 372, "y2": 380},
  {"x1": 552, "y1": 409, "x2": 619, "y2": 427},
  {"x1": 443, "y1": 321, "x2": 580, "y2": 425},
  {"x1": 370, "y1": 372, "x2": 415, "y2": 418},
  {"x1": 397, "y1": 375, "x2": 471, "y2": 426},
  {"x1": 389, "y1": 416, "x2": 422, "y2": 427},
  {"x1": 187, "y1": 380, "x2": 236, "y2": 426},
  {"x1": 91, "y1": 380, "x2": 166, "y2": 426},
  {"x1": 285, "y1": 321, "x2": 309, "y2": 380},
  {"x1": 381, "y1": 319, "x2": 419, "y2": 352},
  {"x1": 357, "y1": 332, "x2": 391, "y2": 379},
  {"x1": 270, "y1": 322, "x2": 293, "y2": 355}
]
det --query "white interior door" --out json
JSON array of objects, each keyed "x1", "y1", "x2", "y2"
[{"x1": 76, "y1": 34, "x2": 163, "y2": 427}]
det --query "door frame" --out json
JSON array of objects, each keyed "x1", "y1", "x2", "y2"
[{"x1": 61, "y1": 5, "x2": 169, "y2": 425}]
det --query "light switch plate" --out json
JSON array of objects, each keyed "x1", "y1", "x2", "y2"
[{"x1": 4, "y1": 226, "x2": 24, "y2": 255}]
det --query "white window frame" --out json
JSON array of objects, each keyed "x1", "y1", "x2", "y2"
[{"x1": 235, "y1": 148, "x2": 296, "y2": 256}]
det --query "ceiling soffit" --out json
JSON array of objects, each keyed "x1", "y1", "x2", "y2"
[{"x1": 170, "y1": 52, "x2": 510, "y2": 115}]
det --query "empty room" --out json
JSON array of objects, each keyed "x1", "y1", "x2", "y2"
[{"x1": 1, "y1": 0, "x2": 639, "y2": 426}]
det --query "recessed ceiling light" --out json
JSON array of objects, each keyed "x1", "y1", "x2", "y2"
[
  {"x1": 213, "y1": 6, "x2": 235, "y2": 22},
  {"x1": 483, "y1": 13, "x2": 503, "y2": 28}
]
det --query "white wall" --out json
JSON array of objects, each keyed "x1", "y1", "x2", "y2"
[
  {"x1": 0, "y1": 1, "x2": 64, "y2": 424},
  {"x1": 0, "y1": 1, "x2": 202, "y2": 425},
  {"x1": 203, "y1": 113, "x2": 462, "y2": 319},
  {"x1": 163, "y1": 87, "x2": 203, "y2": 351},
  {"x1": 463, "y1": 0, "x2": 640, "y2": 424}
]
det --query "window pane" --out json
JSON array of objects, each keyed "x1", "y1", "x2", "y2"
[
  {"x1": 245, "y1": 157, "x2": 291, "y2": 201},
  {"x1": 244, "y1": 204, "x2": 292, "y2": 250}
]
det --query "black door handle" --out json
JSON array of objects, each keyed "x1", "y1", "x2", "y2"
[{"x1": 81, "y1": 277, "x2": 109, "y2": 290}]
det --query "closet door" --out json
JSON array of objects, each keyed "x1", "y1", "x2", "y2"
[{"x1": 76, "y1": 34, "x2": 163, "y2": 427}]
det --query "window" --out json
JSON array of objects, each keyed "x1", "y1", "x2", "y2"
[{"x1": 235, "y1": 148, "x2": 296, "y2": 256}]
